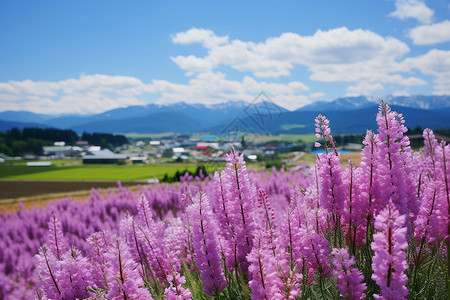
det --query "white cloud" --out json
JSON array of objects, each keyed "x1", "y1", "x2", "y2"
[
  {"x1": 170, "y1": 55, "x2": 214, "y2": 75},
  {"x1": 152, "y1": 72, "x2": 310, "y2": 109},
  {"x1": 0, "y1": 73, "x2": 312, "y2": 114},
  {"x1": 204, "y1": 39, "x2": 293, "y2": 78},
  {"x1": 409, "y1": 20, "x2": 450, "y2": 45},
  {"x1": 377, "y1": 74, "x2": 427, "y2": 86},
  {"x1": 170, "y1": 27, "x2": 411, "y2": 86},
  {"x1": 310, "y1": 92, "x2": 325, "y2": 99},
  {"x1": 271, "y1": 94, "x2": 311, "y2": 111},
  {"x1": 0, "y1": 80, "x2": 59, "y2": 97},
  {"x1": 402, "y1": 49, "x2": 450, "y2": 75},
  {"x1": 346, "y1": 82, "x2": 384, "y2": 97},
  {"x1": 171, "y1": 28, "x2": 229, "y2": 48},
  {"x1": 0, "y1": 74, "x2": 147, "y2": 114},
  {"x1": 402, "y1": 49, "x2": 450, "y2": 94},
  {"x1": 261, "y1": 29, "x2": 409, "y2": 65},
  {"x1": 242, "y1": 76, "x2": 309, "y2": 94},
  {"x1": 392, "y1": 91, "x2": 410, "y2": 97},
  {"x1": 0, "y1": 93, "x2": 144, "y2": 115},
  {"x1": 59, "y1": 74, "x2": 144, "y2": 96},
  {"x1": 389, "y1": 0, "x2": 434, "y2": 24}
]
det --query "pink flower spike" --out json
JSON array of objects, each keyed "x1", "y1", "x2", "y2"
[
  {"x1": 315, "y1": 114, "x2": 338, "y2": 155},
  {"x1": 331, "y1": 248, "x2": 366, "y2": 299},
  {"x1": 247, "y1": 232, "x2": 284, "y2": 299},
  {"x1": 371, "y1": 202, "x2": 409, "y2": 300},
  {"x1": 374, "y1": 101, "x2": 418, "y2": 235},
  {"x1": 105, "y1": 236, "x2": 153, "y2": 299},
  {"x1": 35, "y1": 246, "x2": 63, "y2": 299},
  {"x1": 47, "y1": 214, "x2": 67, "y2": 261},
  {"x1": 187, "y1": 192, "x2": 227, "y2": 296},
  {"x1": 164, "y1": 272, "x2": 192, "y2": 299},
  {"x1": 223, "y1": 147, "x2": 256, "y2": 271}
]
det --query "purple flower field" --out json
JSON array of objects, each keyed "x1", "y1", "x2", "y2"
[{"x1": 0, "y1": 102, "x2": 448, "y2": 299}]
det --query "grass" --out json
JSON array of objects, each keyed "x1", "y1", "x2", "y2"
[
  {"x1": 0, "y1": 148, "x2": 359, "y2": 181},
  {"x1": 0, "y1": 165, "x2": 75, "y2": 178},
  {"x1": 279, "y1": 124, "x2": 307, "y2": 131},
  {"x1": 0, "y1": 163, "x2": 221, "y2": 181},
  {"x1": 126, "y1": 132, "x2": 319, "y2": 144},
  {"x1": 249, "y1": 134, "x2": 317, "y2": 144},
  {"x1": 2, "y1": 159, "x2": 81, "y2": 167},
  {"x1": 282, "y1": 151, "x2": 362, "y2": 168},
  {"x1": 278, "y1": 134, "x2": 318, "y2": 143}
]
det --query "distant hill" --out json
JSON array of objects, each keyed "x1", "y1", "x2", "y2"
[
  {"x1": 384, "y1": 95, "x2": 450, "y2": 110},
  {"x1": 0, "y1": 119, "x2": 53, "y2": 132},
  {"x1": 71, "y1": 111, "x2": 205, "y2": 134},
  {"x1": 254, "y1": 105, "x2": 450, "y2": 134},
  {"x1": 297, "y1": 95, "x2": 450, "y2": 111},
  {"x1": 297, "y1": 96, "x2": 378, "y2": 111},
  {"x1": 0, "y1": 111, "x2": 53, "y2": 124},
  {"x1": 0, "y1": 95, "x2": 449, "y2": 134}
]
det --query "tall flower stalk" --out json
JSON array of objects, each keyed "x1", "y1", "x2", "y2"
[
  {"x1": 315, "y1": 114, "x2": 345, "y2": 247},
  {"x1": 187, "y1": 191, "x2": 227, "y2": 297},
  {"x1": 222, "y1": 147, "x2": 257, "y2": 271},
  {"x1": 105, "y1": 236, "x2": 152, "y2": 299},
  {"x1": 247, "y1": 231, "x2": 284, "y2": 300},
  {"x1": 374, "y1": 101, "x2": 418, "y2": 234},
  {"x1": 371, "y1": 202, "x2": 408, "y2": 299},
  {"x1": 331, "y1": 248, "x2": 366, "y2": 299},
  {"x1": 47, "y1": 214, "x2": 67, "y2": 261}
]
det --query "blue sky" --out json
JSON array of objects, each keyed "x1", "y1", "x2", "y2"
[{"x1": 0, "y1": 0, "x2": 449, "y2": 114}]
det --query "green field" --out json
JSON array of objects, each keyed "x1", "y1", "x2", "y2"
[
  {"x1": 125, "y1": 132, "x2": 318, "y2": 143},
  {"x1": 279, "y1": 124, "x2": 307, "y2": 131},
  {"x1": 277, "y1": 134, "x2": 318, "y2": 143},
  {"x1": 0, "y1": 161, "x2": 223, "y2": 181},
  {"x1": 247, "y1": 134, "x2": 317, "y2": 144}
]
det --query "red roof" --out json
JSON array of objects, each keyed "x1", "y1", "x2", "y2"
[{"x1": 195, "y1": 146, "x2": 209, "y2": 150}]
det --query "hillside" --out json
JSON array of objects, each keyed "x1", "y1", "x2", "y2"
[{"x1": 0, "y1": 95, "x2": 449, "y2": 134}]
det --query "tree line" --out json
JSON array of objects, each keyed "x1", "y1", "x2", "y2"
[
  {"x1": 81, "y1": 132, "x2": 128, "y2": 149},
  {"x1": 0, "y1": 127, "x2": 128, "y2": 157}
]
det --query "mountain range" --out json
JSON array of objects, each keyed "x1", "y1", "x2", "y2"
[{"x1": 0, "y1": 95, "x2": 449, "y2": 135}]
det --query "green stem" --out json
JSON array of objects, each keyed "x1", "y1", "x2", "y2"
[
  {"x1": 318, "y1": 275, "x2": 326, "y2": 300},
  {"x1": 412, "y1": 237, "x2": 426, "y2": 297}
]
